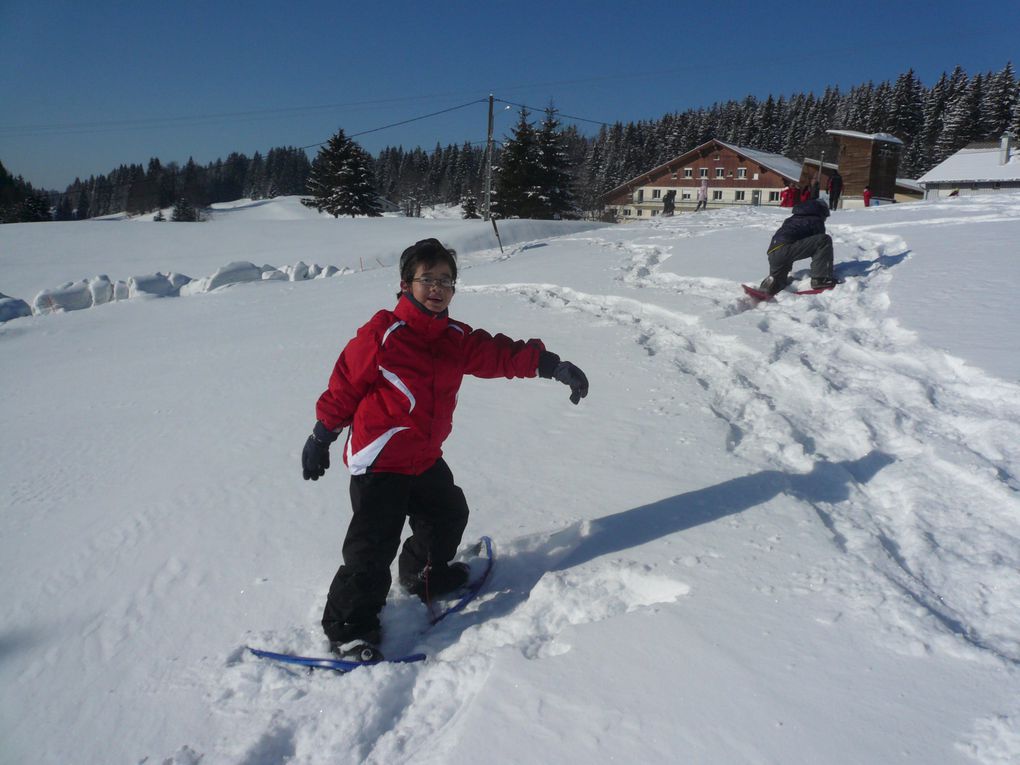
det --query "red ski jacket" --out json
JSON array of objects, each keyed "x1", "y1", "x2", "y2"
[{"x1": 315, "y1": 294, "x2": 545, "y2": 475}]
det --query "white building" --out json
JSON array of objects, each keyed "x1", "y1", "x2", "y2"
[{"x1": 919, "y1": 132, "x2": 1019, "y2": 200}]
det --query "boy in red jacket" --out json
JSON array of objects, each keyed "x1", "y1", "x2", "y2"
[{"x1": 301, "y1": 238, "x2": 588, "y2": 661}]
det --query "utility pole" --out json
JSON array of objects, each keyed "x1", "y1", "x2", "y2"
[{"x1": 483, "y1": 94, "x2": 494, "y2": 220}]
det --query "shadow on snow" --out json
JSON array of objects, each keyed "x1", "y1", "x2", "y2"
[{"x1": 425, "y1": 450, "x2": 895, "y2": 652}]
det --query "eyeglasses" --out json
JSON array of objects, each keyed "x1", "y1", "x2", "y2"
[{"x1": 412, "y1": 276, "x2": 456, "y2": 290}]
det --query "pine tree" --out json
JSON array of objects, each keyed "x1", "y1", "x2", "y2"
[
  {"x1": 1011, "y1": 79, "x2": 1020, "y2": 137},
  {"x1": 936, "y1": 75, "x2": 979, "y2": 162},
  {"x1": 534, "y1": 107, "x2": 577, "y2": 219},
  {"x1": 171, "y1": 196, "x2": 200, "y2": 222},
  {"x1": 494, "y1": 108, "x2": 541, "y2": 218},
  {"x1": 302, "y1": 128, "x2": 381, "y2": 218},
  {"x1": 75, "y1": 184, "x2": 91, "y2": 220},
  {"x1": 461, "y1": 195, "x2": 480, "y2": 219},
  {"x1": 982, "y1": 62, "x2": 1017, "y2": 139},
  {"x1": 54, "y1": 196, "x2": 74, "y2": 221}
]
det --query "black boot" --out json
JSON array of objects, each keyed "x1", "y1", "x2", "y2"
[
  {"x1": 400, "y1": 562, "x2": 470, "y2": 603},
  {"x1": 810, "y1": 276, "x2": 838, "y2": 289},
  {"x1": 759, "y1": 273, "x2": 788, "y2": 295},
  {"x1": 330, "y1": 639, "x2": 385, "y2": 662}
]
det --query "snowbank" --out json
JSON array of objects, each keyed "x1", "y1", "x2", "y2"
[
  {"x1": 7, "y1": 259, "x2": 354, "y2": 320},
  {"x1": 0, "y1": 292, "x2": 32, "y2": 321}
]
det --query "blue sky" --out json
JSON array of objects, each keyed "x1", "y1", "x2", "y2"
[{"x1": 2, "y1": 0, "x2": 1018, "y2": 189}]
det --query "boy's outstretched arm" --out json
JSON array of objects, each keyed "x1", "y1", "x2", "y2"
[
  {"x1": 460, "y1": 328, "x2": 589, "y2": 405},
  {"x1": 538, "y1": 351, "x2": 589, "y2": 405}
]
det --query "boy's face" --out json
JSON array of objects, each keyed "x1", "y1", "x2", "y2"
[{"x1": 403, "y1": 261, "x2": 455, "y2": 314}]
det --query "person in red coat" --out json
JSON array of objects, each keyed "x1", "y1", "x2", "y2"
[
  {"x1": 863, "y1": 186, "x2": 873, "y2": 207},
  {"x1": 780, "y1": 182, "x2": 796, "y2": 208},
  {"x1": 800, "y1": 185, "x2": 811, "y2": 203},
  {"x1": 301, "y1": 238, "x2": 588, "y2": 661}
]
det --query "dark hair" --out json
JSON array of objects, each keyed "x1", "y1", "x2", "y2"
[{"x1": 397, "y1": 238, "x2": 457, "y2": 295}]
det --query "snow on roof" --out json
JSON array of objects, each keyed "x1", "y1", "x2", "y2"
[
  {"x1": 716, "y1": 141, "x2": 802, "y2": 181},
  {"x1": 896, "y1": 178, "x2": 924, "y2": 192},
  {"x1": 918, "y1": 146, "x2": 1020, "y2": 184},
  {"x1": 827, "y1": 129, "x2": 904, "y2": 145}
]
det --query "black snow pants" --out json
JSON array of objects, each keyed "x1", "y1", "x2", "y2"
[
  {"x1": 767, "y1": 233, "x2": 834, "y2": 282},
  {"x1": 321, "y1": 458, "x2": 469, "y2": 644}
]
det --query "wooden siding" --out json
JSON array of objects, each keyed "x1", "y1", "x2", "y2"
[
  {"x1": 837, "y1": 136, "x2": 900, "y2": 200},
  {"x1": 604, "y1": 141, "x2": 791, "y2": 207}
]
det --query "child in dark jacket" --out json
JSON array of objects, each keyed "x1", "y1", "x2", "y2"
[
  {"x1": 758, "y1": 199, "x2": 838, "y2": 294},
  {"x1": 301, "y1": 238, "x2": 588, "y2": 661}
]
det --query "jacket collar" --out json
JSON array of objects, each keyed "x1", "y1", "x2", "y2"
[{"x1": 394, "y1": 293, "x2": 450, "y2": 339}]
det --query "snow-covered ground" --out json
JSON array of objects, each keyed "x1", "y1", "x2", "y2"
[{"x1": 2, "y1": 194, "x2": 1019, "y2": 764}]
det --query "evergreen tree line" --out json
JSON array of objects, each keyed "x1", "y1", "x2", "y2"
[
  {"x1": 0, "y1": 160, "x2": 52, "y2": 223},
  {"x1": 33, "y1": 147, "x2": 310, "y2": 222},
  {"x1": 3, "y1": 63, "x2": 1017, "y2": 224},
  {"x1": 369, "y1": 63, "x2": 1019, "y2": 217}
]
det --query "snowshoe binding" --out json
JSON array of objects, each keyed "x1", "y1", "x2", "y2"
[{"x1": 330, "y1": 640, "x2": 385, "y2": 663}]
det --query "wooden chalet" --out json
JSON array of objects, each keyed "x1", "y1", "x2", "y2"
[
  {"x1": 801, "y1": 130, "x2": 904, "y2": 207},
  {"x1": 601, "y1": 139, "x2": 802, "y2": 220}
]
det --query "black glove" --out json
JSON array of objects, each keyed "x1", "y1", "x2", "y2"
[
  {"x1": 302, "y1": 421, "x2": 340, "y2": 480},
  {"x1": 538, "y1": 351, "x2": 589, "y2": 405}
]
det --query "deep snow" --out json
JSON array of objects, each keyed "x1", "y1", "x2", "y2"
[{"x1": 2, "y1": 194, "x2": 1019, "y2": 764}]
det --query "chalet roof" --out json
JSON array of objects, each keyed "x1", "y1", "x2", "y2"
[
  {"x1": 715, "y1": 141, "x2": 803, "y2": 181},
  {"x1": 827, "y1": 129, "x2": 904, "y2": 145},
  {"x1": 601, "y1": 139, "x2": 801, "y2": 199},
  {"x1": 918, "y1": 145, "x2": 1020, "y2": 184}
]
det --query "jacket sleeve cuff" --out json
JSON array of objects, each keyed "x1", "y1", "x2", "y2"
[
  {"x1": 537, "y1": 350, "x2": 561, "y2": 379},
  {"x1": 312, "y1": 421, "x2": 342, "y2": 443}
]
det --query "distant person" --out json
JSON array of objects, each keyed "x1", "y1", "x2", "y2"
[
  {"x1": 695, "y1": 180, "x2": 708, "y2": 212},
  {"x1": 827, "y1": 170, "x2": 843, "y2": 209},
  {"x1": 757, "y1": 199, "x2": 838, "y2": 295},
  {"x1": 663, "y1": 189, "x2": 676, "y2": 216},
  {"x1": 302, "y1": 238, "x2": 588, "y2": 663},
  {"x1": 780, "y1": 182, "x2": 797, "y2": 208},
  {"x1": 863, "y1": 186, "x2": 873, "y2": 207}
]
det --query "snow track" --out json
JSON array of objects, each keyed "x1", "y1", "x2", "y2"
[{"x1": 467, "y1": 217, "x2": 1020, "y2": 667}]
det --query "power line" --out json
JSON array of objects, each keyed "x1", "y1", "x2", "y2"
[
  {"x1": 493, "y1": 99, "x2": 612, "y2": 128},
  {"x1": 300, "y1": 99, "x2": 488, "y2": 149}
]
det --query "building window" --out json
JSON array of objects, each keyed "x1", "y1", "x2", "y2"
[
  {"x1": 651, "y1": 210, "x2": 658, "y2": 216},
  {"x1": 715, "y1": 168, "x2": 725, "y2": 179},
  {"x1": 637, "y1": 209, "x2": 643, "y2": 216},
  {"x1": 699, "y1": 168, "x2": 708, "y2": 178},
  {"x1": 682, "y1": 191, "x2": 691, "y2": 200},
  {"x1": 623, "y1": 208, "x2": 632, "y2": 216},
  {"x1": 753, "y1": 173, "x2": 760, "y2": 180},
  {"x1": 712, "y1": 190, "x2": 723, "y2": 200},
  {"x1": 768, "y1": 191, "x2": 780, "y2": 202},
  {"x1": 737, "y1": 168, "x2": 747, "y2": 179},
  {"x1": 714, "y1": 154, "x2": 721, "y2": 160},
  {"x1": 734, "y1": 190, "x2": 746, "y2": 201},
  {"x1": 684, "y1": 168, "x2": 693, "y2": 178},
  {"x1": 652, "y1": 189, "x2": 662, "y2": 199}
]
